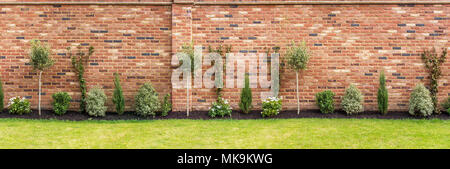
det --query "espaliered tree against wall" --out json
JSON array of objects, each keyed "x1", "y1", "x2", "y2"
[
  {"x1": 67, "y1": 45, "x2": 94, "y2": 114},
  {"x1": 421, "y1": 48, "x2": 447, "y2": 114}
]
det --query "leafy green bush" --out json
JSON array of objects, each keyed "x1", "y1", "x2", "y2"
[
  {"x1": 341, "y1": 84, "x2": 364, "y2": 115},
  {"x1": 377, "y1": 71, "x2": 388, "y2": 115},
  {"x1": 135, "y1": 83, "x2": 160, "y2": 117},
  {"x1": 0, "y1": 77, "x2": 3, "y2": 111},
  {"x1": 8, "y1": 96, "x2": 31, "y2": 115},
  {"x1": 52, "y1": 92, "x2": 71, "y2": 115},
  {"x1": 112, "y1": 73, "x2": 125, "y2": 115},
  {"x1": 160, "y1": 94, "x2": 172, "y2": 117},
  {"x1": 315, "y1": 90, "x2": 335, "y2": 114},
  {"x1": 86, "y1": 87, "x2": 107, "y2": 117},
  {"x1": 261, "y1": 97, "x2": 282, "y2": 117},
  {"x1": 442, "y1": 97, "x2": 450, "y2": 114},
  {"x1": 409, "y1": 84, "x2": 434, "y2": 117},
  {"x1": 208, "y1": 97, "x2": 232, "y2": 118},
  {"x1": 239, "y1": 74, "x2": 252, "y2": 113}
]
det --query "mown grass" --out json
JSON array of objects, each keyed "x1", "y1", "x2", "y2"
[{"x1": 0, "y1": 118, "x2": 448, "y2": 149}]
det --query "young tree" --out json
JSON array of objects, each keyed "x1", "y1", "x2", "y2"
[
  {"x1": 286, "y1": 41, "x2": 311, "y2": 114},
  {"x1": 67, "y1": 45, "x2": 94, "y2": 113},
  {"x1": 421, "y1": 48, "x2": 447, "y2": 114},
  {"x1": 112, "y1": 73, "x2": 125, "y2": 115},
  {"x1": 29, "y1": 40, "x2": 54, "y2": 116},
  {"x1": 178, "y1": 43, "x2": 200, "y2": 116},
  {"x1": 377, "y1": 70, "x2": 388, "y2": 115}
]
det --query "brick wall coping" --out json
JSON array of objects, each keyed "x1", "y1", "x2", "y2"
[{"x1": 0, "y1": 1, "x2": 448, "y2": 6}]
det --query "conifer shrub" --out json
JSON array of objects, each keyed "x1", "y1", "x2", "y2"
[
  {"x1": 341, "y1": 84, "x2": 364, "y2": 115},
  {"x1": 377, "y1": 71, "x2": 389, "y2": 115},
  {"x1": 112, "y1": 73, "x2": 125, "y2": 115},
  {"x1": 239, "y1": 74, "x2": 252, "y2": 113}
]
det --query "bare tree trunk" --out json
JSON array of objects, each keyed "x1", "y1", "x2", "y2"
[
  {"x1": 38, "y1": 71, "x2": 42, "y2": 116},
  {"x1": 296, "y1": 71, "x2": 300, "y2": 115}
]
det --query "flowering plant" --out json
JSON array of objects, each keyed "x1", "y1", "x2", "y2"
[
  {"x1": 8, "y1": 96, "x2": 31, "y2": 115},
  {"x1": 261, "y1": 97, "x2": 282, "y2": 117},
  {"x1": 208, "y1": 97, "x2": 232, "y2": 118}
]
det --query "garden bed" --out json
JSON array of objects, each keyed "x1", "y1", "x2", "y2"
[{"x1": 0, "y1": 109, "x2": 448, "y2": 121}]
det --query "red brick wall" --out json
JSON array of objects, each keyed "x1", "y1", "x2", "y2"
[
  {"x1": 0, "y1": 1, "x2": 449, "y2": 112},
  {"x1": 0, "y1": 4, "x2": 172, "y2": 111}
]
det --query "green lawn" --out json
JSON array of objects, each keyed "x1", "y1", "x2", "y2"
[{"x1": 0, "y1": 118, "x2": 448, "y2": 149}]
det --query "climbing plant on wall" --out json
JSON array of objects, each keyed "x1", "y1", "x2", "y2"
[
  {"x1": 421, "y1": 48, "x2": 447, "y2": 114},
  {"x1": 67, "y1": 45, "x2": 94, "y2": 114}
]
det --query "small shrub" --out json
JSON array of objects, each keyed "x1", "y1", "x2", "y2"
[
  {"x1": 135, "y1": 83, "x2": 160, "y2": 117},
  {"x1": 377, "y1": 71, "x2": 389, "y2": 115},
  {"x1": 341, "y1": 84, "x2": 364, "y2": 115},
  {"x1": 442, "y1": 97, "x2": 450, "y2": 114},
  {"x1": 0, "y1": 77, "x2": 3, "y2": 111},
  {"x1": 160, "y1": 94, "x2": 172, "y2": 117},
  {"x1": 239, "y1": 74, "x2": 252, "y2": 113},
  {"x1": 315, "y1": 90, "x2": 335, "y2": 114},
  {"x1": 208, "y1": 97, "x2": 232, "y2": 118},
  {"x1": 409, "y1": 84, "x2": 434, "y2": 117},
  {"x1": 261, "y1": 97, "x2": 282, "y2": 117},
  {"x1": 86, "y1": 87, "x2": 107, "y2": 117},
  {"x1": 52, "y1": 92, "x2": 71, "y2": 115},
  {"x1": 112, "y1": 73, "x2": 125, "y2": 115},
  {"x1": 8, "y1": 96, "x2": 31, "y2": 115}
]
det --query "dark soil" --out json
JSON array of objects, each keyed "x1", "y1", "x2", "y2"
[{"x1": 0, "y1": 109, "x2": 448, "y2": 121}]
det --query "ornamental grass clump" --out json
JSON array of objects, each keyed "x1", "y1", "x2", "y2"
[
  {"x1": 315, "y1": 90, "x2": 335, "y2": 114},
  {"x1": 409, "y1": 84, "x2": 434, "y2": 117},
  {"x1": 377, "y1": 71, "x2": 389, "y2": 115},
  {"x1": 261, "y1": 97, "x2": 282, "y2": 117},
  {"x1": 112, "y1": 73, "x2": 125, "y2": 115},
  {"x1": 442, "y1": 97, "x2": 450, "y2": 115},
  {"x1": 160, "y1": 94, "x2": 172, "y2": 117},
  {"x1": 29, "y1": 40, "x2": 54, "y2": 116},
  {"x1": 135, "y1": 83, "x2": 160, "y2": 117},
  {"x1": 8, "y1": 96, "x2": 31, "y2": 115},
  {"x1": 341, "y1": 84, "x2": 364, "y2": 115},
  {"x1": 86, "y1": 87, "x2": 107, "y2": 117},
  {"x1": 52, "y1": 92, "x2": 71, "y2": 115}
]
